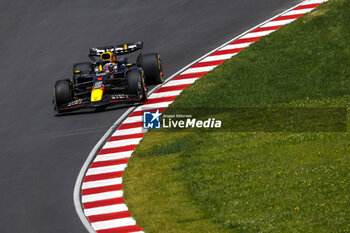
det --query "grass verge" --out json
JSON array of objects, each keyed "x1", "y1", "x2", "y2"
[{"x1": 124, "y1": 1, "x2": 350, "y2": 232}]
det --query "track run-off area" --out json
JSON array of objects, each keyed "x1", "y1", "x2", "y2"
[{"x1": 75, "y1": 1, "x2": 328, "y2": 232}]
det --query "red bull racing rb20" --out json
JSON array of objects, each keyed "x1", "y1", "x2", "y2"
[{"x1": 53, "y1": 41, "x2": 164, "y2": 113}]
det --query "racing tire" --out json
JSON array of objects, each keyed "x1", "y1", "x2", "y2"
[
  {"x1": 127, "y1": 70, "x2": 147, "y2": 100},
  {"x1": 138, "y1": 53, "x2": 164, "y2": 85},
  {"x1": 54, "y1": 80, "x2": 73, "y2": 111},
  {"x1": 73, "y1": 62, "x2": 92, "y2": 74}
]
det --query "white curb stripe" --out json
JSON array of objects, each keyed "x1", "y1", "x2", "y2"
[
  {"x1": 162, "y1": 78, "x2": 199, "y2": 87},
  {"x1": 91, "y1": 217, "x2": 136, "y2": 230},
  {"x1": 181, "y1": 66, "x2": 216, "y2": 74},
  {"x1": 301, "y1": 0, "x2": 326, "y2": 4},
  {"x1": 140, "y1": 101, "x2": 173, "y2": 109},
  {"x1": 84, "y1": 204, "x2": 128, "y2": 217},
  {"x1": 241, "y1": 30, "x2": 275, "y2": 39},
  {"x1": 86, "y1": 163, "x2": 127, "y2": 176},
  {"x1": 284, "y1": 8, "x2": 313, "y2": 15},
  {"x1": 200, "y1": 53, "x2": 238, "y2": 62},
  {"x1": 112, "y1": 128, "x2": 146, "y2": 137},
  {"x1": 148, "y1": 90, "x2": 182, "y2": 99},
  {"x1": 82, "y1": 177, "x2": 123, "y2": 190},
  {"x1": 104, "y1": 138, "x2": 142, "y2": 149},
  {"x1": 123, "y1": 115, "x2": 144, "y2": 124},
  {"x1": 218, "y1": 42, "x2": 253, "y2": 51},
  {"x1": 82, "y1": 190, "x2": 124, "y2": 203},
  {"x1": 262, "y1": 18, "x2": 296, "y2": 27},
  {"x1": 94, "y1": 151, "x2": 133, "y2": 162}
]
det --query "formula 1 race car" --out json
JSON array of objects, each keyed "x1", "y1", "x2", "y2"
[{"x1": 53, "y1": 41, "x2": 164, "y2": 113}]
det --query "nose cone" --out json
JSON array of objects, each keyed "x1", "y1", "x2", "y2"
[{"x1": 91, "y1": 89, "x2": 104, "y2": 102}]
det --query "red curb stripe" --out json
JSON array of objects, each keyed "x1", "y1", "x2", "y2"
[
  {"x1": 172, "y1": 72, "x2": 208, "y2": 80},
  {"x1": 88, "y1": 211, "x2": 132, "y2": 223},
  {"x1": 108, "y1": 133, "x2": 145, "y2": 142},
  {"x1": 90, "y1": 158, "x2": 130, "y2": 168},
  {"x1": 191, "y1": 59, "x2": 226, "y2": 68},
  {"x1": 129, "y1": 107, "x2": 167, "y2": 117},
  {"x1": 251, "y1": 25, "x2": 282, "y2": 33},
  {"x1": 84, "y1": 171, "x2": 124, "y2": 182},
  {"x1": 98, "y1": 145, "x2": 137, "y2": 155},
  {"x1": 118, "y1": 122, "x2": 143, "y2": 130},
  {"x1": 83, "y1": 197, "x2": 125, "y2": 209},
  {"x1": 294, "y1": 3, "x2": 321, "y2": 10},
  {"x1": 230, "y1": 36, "x2": 262, "y2": 45},
  {"x1": 211, "y1": 47, "x2": 244, "y2": 56},
  {"x1": 128, "y1": 111, "x2": 143, "y2": 117},
  {"x1": 154, "y1": 84, "x2": 192, "y2": 93},
  {"x1": 82, "y1": 184, "x2": 123, "y2": 196},
  {"x1": 96, "y1": 225, "x2": 143, "y2": 233},
  {"x1": 272, "y1": 13, "x2": 304, "y2": 21}
]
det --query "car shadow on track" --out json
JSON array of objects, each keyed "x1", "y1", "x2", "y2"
[{"x1": 54, "y1": 103, "x2": 139, "y2": 117}]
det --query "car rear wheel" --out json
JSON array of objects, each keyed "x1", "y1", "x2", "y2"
[
  {"x1": 127, "y1": 70, "x2": 147, "y2": 101},
  {"x1": 54, "y1": 80, "x2": 73, "y2": 111},
  {"x1": 138, "y1": 53, "x2": 164, "y2": 85}
]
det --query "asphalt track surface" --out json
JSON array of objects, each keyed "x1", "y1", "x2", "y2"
[{"x1": 0, "y1": 0, "x2": 302, "y2": 232}]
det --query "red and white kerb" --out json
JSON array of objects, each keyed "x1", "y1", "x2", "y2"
[{"x1": 80, "y1": 0, "x2": 328, "y2": 232}]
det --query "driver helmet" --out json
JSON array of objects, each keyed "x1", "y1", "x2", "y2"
[{"x1": 103, "y1": 63, "x2": 113, "y2": 72}]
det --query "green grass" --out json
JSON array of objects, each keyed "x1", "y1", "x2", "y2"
[{"x1": 124, "y1": 1, "x2": 350, "y2": 232}]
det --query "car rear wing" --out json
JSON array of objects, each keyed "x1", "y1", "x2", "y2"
[{"x1": 89, "y1": 41, "x2": 143, "y2": 58}]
